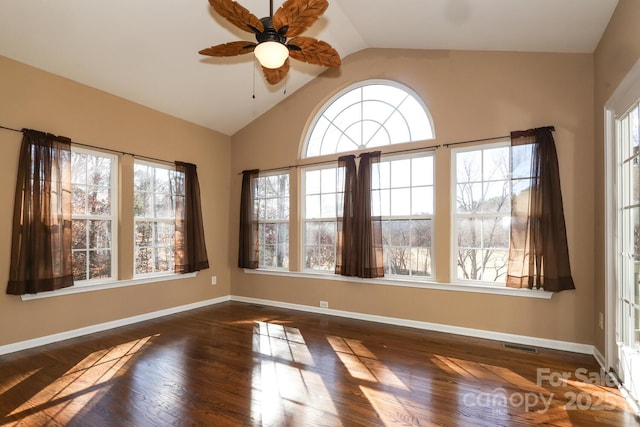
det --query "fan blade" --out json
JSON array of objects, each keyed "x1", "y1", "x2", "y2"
[
  {"x1": 199, "y1": 41, "x2": 256, "y2": 57},
  {"x1": 272, "y1": 0, "x2": 328, "y2": 37},
  {"x1": 208, "y1": 0, "x2": 264, "y2": 34},
  {"x1": 287, "y1": 37, "x2": 341, "y2": 67},
  {"x1": 262, "y1": 59, "x2": 290, "y2": 85}
]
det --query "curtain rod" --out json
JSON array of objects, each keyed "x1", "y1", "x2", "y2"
[
  {"x1": 1, "y1": 124, "x2": 174, "y2": 166},
  {"x1": 238, "y1": 127, "x2": 553, "y2": 176},
  {"x1": 239, "y1": 144, "x2": 441, "y2": 175}
]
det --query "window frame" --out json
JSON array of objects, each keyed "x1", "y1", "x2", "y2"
[
  {"x1": 301, "y1": 163, "x2": 343, "y2": 274},
  {"x1": 451, "y1": 141, "x2": 513, "y2": 286},
  {"x1": 374, "y1": 151, "x2": 435, "y2": 279},
  {"x1": 255, "y1": 171, "x2": 291, "y2": 271},
  {"x1": 301, "y1": 79, "x2": 435, "y2": 159},
  {"x1": 133, "y1": 159, "x2": 178, "y2": 278},
  {"x1": 70, "y1": 146, "x2": 119, "y2": 286}
]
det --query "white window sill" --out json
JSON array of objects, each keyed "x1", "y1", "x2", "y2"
[
  {"x1": 21, "y1": 272, "x2": 198, "y2": 301},
  {"x1": 243, "y1": 269, "x2": 553, "y2": 299}
]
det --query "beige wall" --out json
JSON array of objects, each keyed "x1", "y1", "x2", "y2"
[
  {"x1": 0, "y1": 55, "x2": 231, "y2": 347},
  {"x1": 230, "y1": 49, "x2": 596, "y2": 345},
  {"x1": 6, "y1": 3, "x2": 638, "y2": 350},
  {"x1": 593, "y1": 0, "x2": 640, "y2": 354}
]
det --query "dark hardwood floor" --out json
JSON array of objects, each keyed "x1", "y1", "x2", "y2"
[{"x1": 0, "y1": 301, "x2": 638, "y2": 426}]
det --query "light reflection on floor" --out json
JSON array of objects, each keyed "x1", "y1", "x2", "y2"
[
  {"x1": 251, "y1": 321, "x2": 340, "y2": 426},
  {"x1": 6, "y1": 335, "x2": 155, "y2": 425}
]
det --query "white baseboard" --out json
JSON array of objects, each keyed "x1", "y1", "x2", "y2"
[
  {"x1": 593, "y1": 346, "x2": 607, "y2": 371},
  {"x1": 231, "y1": 295, "x2": 594, "y2": 355},
  {"x1": 0, "y1": 294, "x2": 597, "y2": 360},
  {"x1": 0, "y1": 296, "x2": 230, "y2": 356}
]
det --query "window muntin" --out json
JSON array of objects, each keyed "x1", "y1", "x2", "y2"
[
  {"x1": 133, "y1": 161, "x2": 176, "y2": 276},
  {"x1": 453, "y1": 143, "x2": 517, "y2": 283},
  {"x1": 303, "y1": 166, "x2": 343, "y2": 272},
  {"x1": 255, "y1": 173, "x2": 290, "y2": 269},
  {"x1": 373, "y1": 154, "x2": 434, "y2": 277},
  {"x1": 304, "y1": 81, "x2": 434, "y2": 158},
  {"x1": 71, "y1": 148, "x2": 117, "y2": 282}
]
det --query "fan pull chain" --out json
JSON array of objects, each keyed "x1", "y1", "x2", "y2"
[{"x1": 252, "y1": 57, "x2": 256, "y2": 99}]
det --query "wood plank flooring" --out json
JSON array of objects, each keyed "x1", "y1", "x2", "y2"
[{"x1": 0, "y1": 301, "x2": 638, "y2": 426}]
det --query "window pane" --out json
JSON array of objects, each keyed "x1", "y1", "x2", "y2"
[
  {"x1": 385, "y1": 112, "x2": 411, "y2": 145},
  {"x1": 478, "y1": 250, "x2": 508, "y2": 282},
  {"x1": 155, "y1": 194, "x2": 173, "y2": 218},
  {"x1": 320, "y1": 168, "x2": 336, "y2": 193},
  {"x1": 72, "y1": 220, "x2": 87, "y2": 249},
  {"x1": 303, "y1": 82, "x2": 434, "y2": 159},
  {"x1": 306, "y1": 170, "x2": 321, "y2": 194},
  {"x1": 136, "y1": 222, "x2": 153, "y2": 246},
  {"x1": 457, "y1": 249, "x2": 482, "y2": 281},
  {"x1": 71, "y1": 152, "x2": 87, "y2": 184},
  {"x1": 390, "y1": 188, "x2": 411, "y2": 216},
  {"x1": 456, "y1": 183, "x2": 482, "y2": 213},
  {"x1": 482, "y1": 181, "x2": 510, "y2": 213},
  {"x1": 88, "y1": 186, "x2": 110, "y2": 215},
  {"x1": 483, "y1": 147, "x2": 509, "y2": 181},
  {"x1": 89, "y1": 220, "x2": 111, "y2": 249},
  {"x1": 483, "y1": 217, "x2": 509, "y2": 248},
  {"x1": 89, "y1": 250, "x2": 111, "y2": 279},
  {"x1": 412, "y1": 187, "x2": 433, "y2": 215},
  {"x1": 412, "y1": 156, "x2": 433, "y2": 186},
  {"x1": 306, "y1": 195, "x2": 321, "y2": 219},
  {"x1": 384, "y1": 220, "x2": 410, "y2": 246},
  {"x1": 321, "y1": 194, "x2": 336, "y2": 218},
  {"x1": 136, "y1": 248, "x2": 153, "y2": 274},
  {"x1": 390, "y1": 159, "x2": 411, "y2": 188},
  {"x1": 457, "y1": 151, "x2": 482, "y2": 182},
  {"x1": 73, "y1": 251, "x2": 87, "y2": 281},
  {"x1": 72, "y1": 186, "x2": 86, "y2": 215}
]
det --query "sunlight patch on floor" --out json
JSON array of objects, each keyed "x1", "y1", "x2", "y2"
[
  {"x1": 250, "y1": 322, "x2": 340, "y2": 426},
  {"x1": 253, "y1": 321, "x2": 314, "y2": 365},
  {"x1": 7, "y1": 335, "x2": 155, "y2": 425},
  {"x1": 360, "y1": 385, "x2": 428, "y2": 426}
]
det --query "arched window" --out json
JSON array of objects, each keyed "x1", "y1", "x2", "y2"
[
  {"x1": 303, "y1": 81, "x2": 434, "y2": 158},
  {"x1": 301, "y1": 81, "x2": 435, "y2": 278}
]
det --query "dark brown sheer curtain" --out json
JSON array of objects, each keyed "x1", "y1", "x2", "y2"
[
  {"x1": 335, "y1": 151, "x2": 384, "y2": 278},
  {"x1": 7, "y1": 130, "x2": 73, "y2": 295},
  {"x1": 238, "y1": 169, "x2": 259, "y2": 269},
  {"x1": 507, "y1": 126, "x2": 575, "y2": 292},
  {"x1": 356, "y1": 151, "x2": 384, "y2": 278},
  {"x1": 174, "y1": 161, "x2": 209, "y2": 274},
  {"x1": 336, "y1": 155, "x2": 357, "y2": 275}
]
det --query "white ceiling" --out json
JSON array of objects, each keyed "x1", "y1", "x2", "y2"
[{"x1": 0, "y1": 0, "x2": 618, "y2": 136}]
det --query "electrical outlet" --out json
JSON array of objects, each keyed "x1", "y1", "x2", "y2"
[
  {"x1": 320, "y1": 301, "x2": 329, "y2": 308},
  {"x1": 599, "y1": 312, "x2": 604, "y2": 330},
  {"x1": 211, "y1": 276, "x2": 217, "y2": 285}
]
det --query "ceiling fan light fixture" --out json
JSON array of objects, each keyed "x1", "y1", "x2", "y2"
[{"x1": 254, "y1": 41, "x2": 289, "y2": 69}]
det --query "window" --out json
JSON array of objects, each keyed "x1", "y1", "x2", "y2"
[
  {"x1": 71, "y1": 148, "x2": 117, "y2": 282},
  {"x1": 133, "y1": 161, "x2": 176, "y2": 276},
  {"x1": 303, "y1": 166, "x2": 342, "y2": 271},
  {"x1": 374, "y1": 154, "x2": 434, "y2": 277},
  {"x1": 255, "y1": 173, "x2": 290, "y2": 269},
  {"x1": 304, "y1": 81, "x2": 434, "y2": 158},
  {"x1": 301, "y1": 80, "x2": 436, "y2": 276},
  {"x1": 453, "y1": 144, "x2": 512, "y2": 283}
]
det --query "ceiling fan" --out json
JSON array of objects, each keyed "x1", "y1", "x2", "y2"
[{"x1": 199, "y1": 0, "x2": 341, "y2": 85}]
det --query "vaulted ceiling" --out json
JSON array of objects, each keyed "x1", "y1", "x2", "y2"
[{"x1": 0, "y1": 0, "x2": 618, "y2": 136}]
